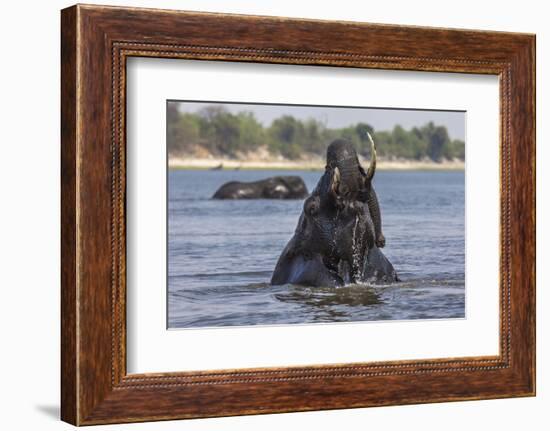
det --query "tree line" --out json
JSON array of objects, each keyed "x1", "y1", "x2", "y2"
[{"x1": 167, "y1": 104, "x2": 465, "y2": 162}]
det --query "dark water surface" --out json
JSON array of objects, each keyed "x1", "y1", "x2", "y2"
[{"x1": 168, "y1": 170, "x2": 465, "y2": 328}]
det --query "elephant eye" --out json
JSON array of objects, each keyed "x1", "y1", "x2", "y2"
[
  {"x1": 304, "y1": 197, "x2": 319, "y2": 217},
  {"x1": 338, "y1": 183, "x2": 349, "y2": 197}
]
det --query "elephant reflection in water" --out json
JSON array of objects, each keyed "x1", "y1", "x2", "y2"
[{"x1": 271, "y1": 133, "x2": 399, "y2": 288}]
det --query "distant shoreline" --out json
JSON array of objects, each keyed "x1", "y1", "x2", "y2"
[{"x1": 168, "y1": 157, "x2": 465, "y2": 171}]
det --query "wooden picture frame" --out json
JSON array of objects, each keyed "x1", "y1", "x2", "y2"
[{"x1": 61, "y1": 4, "x2": 535, "y2": 425}]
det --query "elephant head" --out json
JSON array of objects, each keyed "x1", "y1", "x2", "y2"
[
  {"x1": 318, "y1": 138, "x2": 367, "y2": 203},
  {"x1": 312, "y1": 134, "x2": 385, "y2": 246},
  {"x1": 272, "y1": 146, "x2": 377, "y2": 286},
  {"x1": 323, "y1": 134, "x2": 385, "y2": 244}
]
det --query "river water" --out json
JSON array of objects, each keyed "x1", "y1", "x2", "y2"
[{"x1": 168, "y1": 169, "x2": 465, "y2": 329}]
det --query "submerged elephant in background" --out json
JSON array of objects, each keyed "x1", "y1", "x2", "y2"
[
  {"x1": 271, "y1": 134, "x2": 398, "y2": 287},
  {"x1": 212, "y1": 176, "x2": 308, "y2": 200}
]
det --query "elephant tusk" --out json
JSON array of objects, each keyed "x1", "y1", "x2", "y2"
[
  {"x1": 366, "y1": 132, "x2": 377, "y2": 180},
  {"x1": 331, "y1": 166, "x2": 341, "y2": 196}
]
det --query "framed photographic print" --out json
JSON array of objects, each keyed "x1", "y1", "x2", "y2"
[{"x1": 61, "y1": 4, "x2": 535, "y2": 425}]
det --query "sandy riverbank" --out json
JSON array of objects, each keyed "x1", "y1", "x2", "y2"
[{"x1": 168, "y1": 157, "x2": 465, "y2": 171}]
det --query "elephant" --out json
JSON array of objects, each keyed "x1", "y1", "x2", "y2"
[
  {"x1": 271, "y1": 134, "x2": 398, "y2": 287},
  {"x1": 212, "y1": 176, "x2": 308, "y2": 200}
]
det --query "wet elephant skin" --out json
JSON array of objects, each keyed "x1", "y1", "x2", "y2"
[{"x1": 271, "y1": 136, "x2": 399, "y2": 287}]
